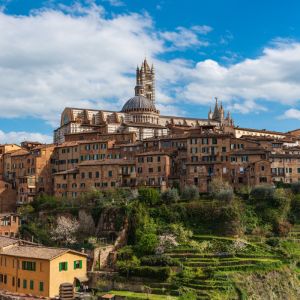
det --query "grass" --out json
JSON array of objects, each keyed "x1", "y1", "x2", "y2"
[{"x1": 103, "y1": 290, "x2": 178, "y2": 299}]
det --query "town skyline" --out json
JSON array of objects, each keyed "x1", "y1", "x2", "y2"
[{"x1": 1, "y1": 0, "x2": 300, "y2": 144}]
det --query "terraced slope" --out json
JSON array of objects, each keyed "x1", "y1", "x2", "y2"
[{"x1": 165, "y1": 235, "x2": 284, "y2": 299}]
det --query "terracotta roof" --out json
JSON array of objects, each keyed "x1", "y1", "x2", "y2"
[
  {"x1": 79, "y1": 159, "x2": 135, "y2": 166},
  {"x1": 55, "y1": 141, "x2": 79, "y2": 148},
  {"x1": 136, "y1": 151, "x2": 169, "y2": 156},
  {"x1": 235, "y1": 127, "x2": 286, "y2": 136},
  {"x1": 10, "y1": 149, "x2": 30, "y2": 157},
  {"x1": 4, "y1": 245, "x2": 86, "y2": 260},
  {"x1": 0, "y1": 236, "x2": 19, "y2": 248}
]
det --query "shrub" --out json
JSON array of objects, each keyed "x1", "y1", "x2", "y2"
[
  {"x1": 117, "y1": 255, "x2": 141, "y2": 277},
  {"x1": 118, "y1": 246, "x2": 134, "y2": 260},
  {"x1": 266, "y1": 237, "x2": 280, "y2": 247},
  {"x1": 291, "y1": 182, "x2": 300, "y2": 194},
  {"x1": 273, "y1": 220, "x2": 292, "y2": 237},
  {"x1": 290, "y1": 195, "x2": 300, "y2": 223},
  {"x1": 161, "y1": 188, "x2": 180, "y2": 204},
  {"x1": 178, "y1": 288, "x2": 197, "y2": 300},
  {"x1": 140, "y1": 255, "x2": 180, "y2": 266},
  {"x1": 181, "y1": 185, "x2": 199, "y2": 201},
  {"x1": 135, "y1": 233, "x2": 159, "y2": 255},
  {"x1": 118, "y1": 266, "x2": 171, "y2": 280},
  {"x1": 250, "y1": 185, "x2": 275, "y2": 203},
  {"x1": 209, "y1": 178, "x2": 233, "y2": 202},
  {"x1": 216, "y1": 189, "x2": 234, "y2": 202},
  {"x1": 138, "y1": 188, "x2": 160, "y2": 206}
]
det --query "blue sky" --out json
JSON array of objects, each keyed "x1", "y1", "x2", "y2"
[{"x1": 1, "y1": 0, "x2": 300, "y2": 143}]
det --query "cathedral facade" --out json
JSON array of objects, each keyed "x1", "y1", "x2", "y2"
[{"x1": 54, "y1": 59, "x2": 232, "y2": 144}]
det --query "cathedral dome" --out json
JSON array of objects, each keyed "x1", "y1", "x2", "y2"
[{"x1": 121, "y1": 95, "x2": 158, "y2": 113}]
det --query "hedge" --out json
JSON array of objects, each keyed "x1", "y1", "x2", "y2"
[{"x1": 119, "y1": 266, "x2": 171, "y2": 280}]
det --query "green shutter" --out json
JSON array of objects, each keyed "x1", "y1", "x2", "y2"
[
  {"x1": 39, "y1": 281, "x2": 44, "y2": 291},
  {"x1": 79, "y1": 260, "x2": 82, "y2": 269},
  {"x1": 74, "y1": 261, "x2": 76, "y2": 269},
  {"x1": 30, "y1": 280, "x2": 34, "y2": 290},
  {"x1": 23, "y1": 279, "x2": 27, "y2": 288},
  {"x1": 22, "y1": 261, "x2": 25, "y2": 270},
  {"x1": 59, "y1": 262, "x2": 62, "y2": 271},
  {"x1": 65, "y1": 262, "x2": 68, "y2": 271}
]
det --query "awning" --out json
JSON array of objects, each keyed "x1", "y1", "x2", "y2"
[{"x1": 75, "y1": 275, "x2": 89, "y2": 282}]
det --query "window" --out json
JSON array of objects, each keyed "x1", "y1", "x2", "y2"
[
  {"x1": 96, "y1": 171, "x2": 100, "y2": 178},
  {"x1": 202, "y1": 138, "x2": 208, "y2": 144},
  {"x1": 191, "y1": 147, "x2": 197, "y2": 154},
  {"x1": 39, "y1": 282, "x2": 44, "y2": 292},
  {"x1": 108, "y1": 171, "x2": 113, "y2": 177},
  {"x1": 30, "y1": 280, "x2": 34, "y2": 290},
  {"x1": 12, "y1": 276, "x2": 15, "y2": 287},
  {"x1": 81, "y1": 172, "x2": 85, "y2": 179},
  {"x1": 147, "y1": 156, "x2": 153, "y2": 162},
  {"x1": 88, "y1": 172, "x2": 92, "y2": 179},
  {"x1": 138, "y1": 157, "x2": 144, "y2": 163},
  {"x1": 59, "y1": 262, "x2": 68, "y2": 271},
  {"x1": 149, "y1": 168, "x2": 153, "y2": 173},
  {"x1": 73, "y1": 260, "x2": 83, "y2": 270},
  {"x1": 212, "y1": 138, "x2": 217, "y2": 144},
  {"x1": 22, "y1": 261, "x2": 36, "y2": 271},
  {"x1": 222, "y1": 147, "x2": 226, "y2": 153},
  {"x1": 157, "y1": 156, "x2": 161, "y2": 162},
  {"x1": 23, "y1": 279, "x2": 27, "y2": 289}
]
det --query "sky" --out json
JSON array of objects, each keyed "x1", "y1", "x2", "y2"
[{"x1": 1, "y1": 0, "x2": 300, "y2": 143}]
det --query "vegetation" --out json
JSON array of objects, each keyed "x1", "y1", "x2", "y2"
[{"x1": 18, "y1": 180, "x2": 300, "y2": 299}]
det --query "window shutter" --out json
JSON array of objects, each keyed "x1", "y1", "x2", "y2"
[
  {"x1": 79, "y1": 260, "x2": 82, "y2": 269},
  {"x1": 65, "y1": 262, "x2": 68, "y2": 270},
  {"x1": 59, "y1": 262, "x2": 62, "y2": 271},
  {"x1": 74, "y1": 261, "x2": 76, "y2": 269}
]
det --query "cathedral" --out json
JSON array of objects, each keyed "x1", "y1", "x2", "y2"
[{"x1": 54, "y1": 59, "x2": 234, "y2": 144}]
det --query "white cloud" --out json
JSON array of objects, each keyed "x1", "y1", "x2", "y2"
[
  {"x1": 0, "y1": 130, "x2": 52, "y2": 144},
  {"x1": 280, "y1": 108, "x2": 300, "y2": 120},
  {"x1": 1, "y1": 2, "x2": 300, "y2": 129},
  {"x1": 103, "y1": 0, "x2": 125, "y2": 7},
  {"x1": 160, "y1": 26, "x2": 211, "y2": 49},
  {"x1": 180, "y1": 42, "x2": 300, "y2": 113}
]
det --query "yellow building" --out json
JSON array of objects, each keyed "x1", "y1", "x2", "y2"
[{"x1": 0, "y1": 236, "x2": 87, "y2": 298}]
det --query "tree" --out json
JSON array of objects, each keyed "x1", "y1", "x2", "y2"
[
  {"x1": 138, "y1": 188, "x2": 160, "y2": 206},
  {"x1": 291, "y1": 182, "x2": 300, "y2": 194},
  {"x1": 51, "y1": 216, "x2": 79, "y2": 245},
  {"x1": 181, "y1": 185, "x2": 199, "y2": 201},
  {"x1": 161, "y1": 188, "x2": 180, "y2": 204},
  {"x1": 209, "y1": 178, "x2": 233, "y2": 202},
  {"x1": 136, "y1": 233, "x2": 159, "y2": 255}
]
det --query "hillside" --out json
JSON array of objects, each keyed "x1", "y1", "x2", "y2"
[{"x1": 18, "y1": 182, "x2": 300, "y2": 299}]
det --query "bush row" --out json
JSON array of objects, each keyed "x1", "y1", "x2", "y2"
[{"x1": 118, "y1": 265, "x2": 171, "y2": 280}]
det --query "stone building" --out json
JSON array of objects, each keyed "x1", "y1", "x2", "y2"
[
  {"x1": 54, "y1": 59, "x2": 223, "y2": 144},
  {"x1": 10, "y1": 144, "x2": 55, "y2": 205},
  {"x1": 3, "y1": 60, "x2": 300, "y2": 203}
]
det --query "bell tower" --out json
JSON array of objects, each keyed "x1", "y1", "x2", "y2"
[{"x1": 135, "y1": 58, "x2": 155, "y2": 103}]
